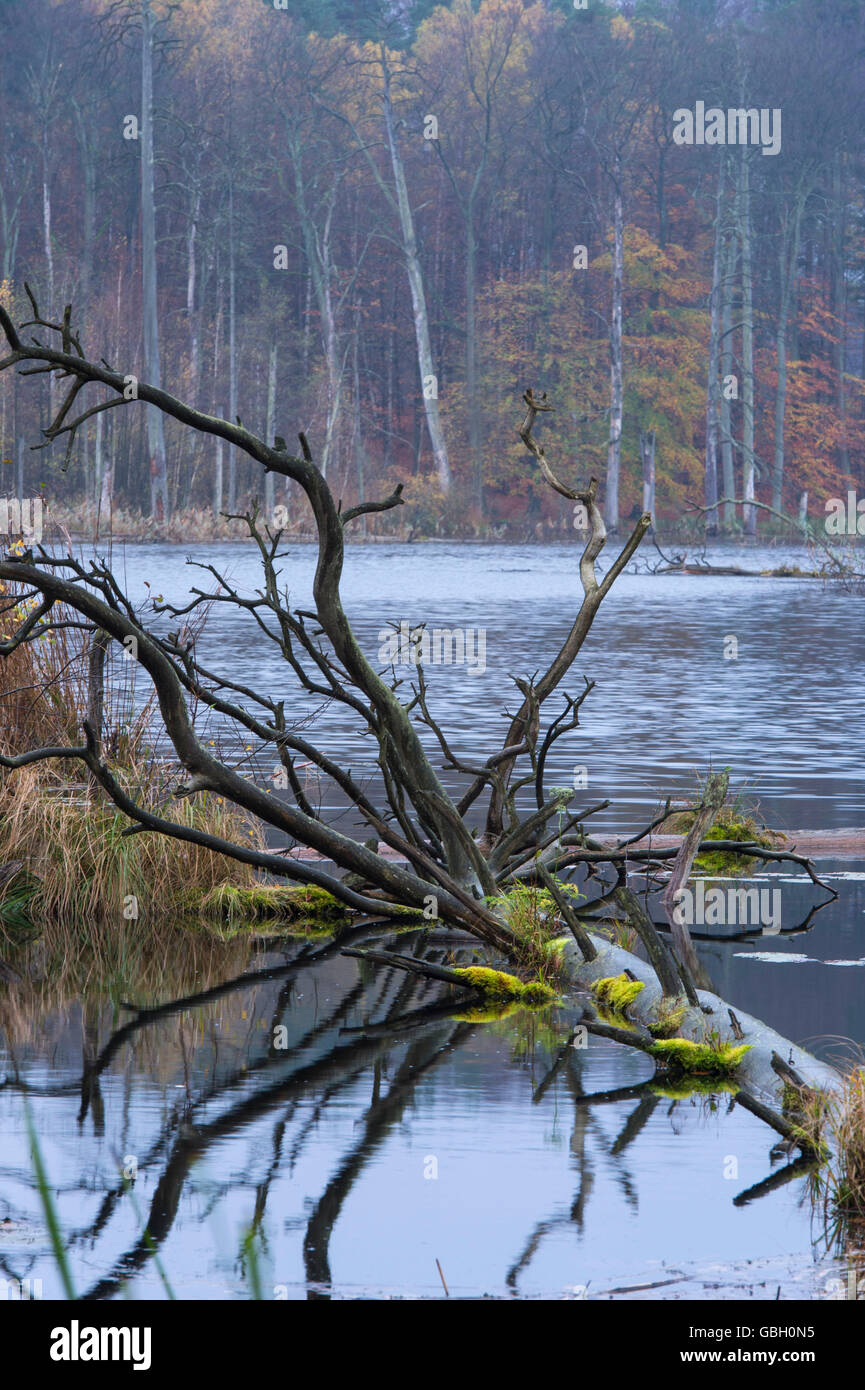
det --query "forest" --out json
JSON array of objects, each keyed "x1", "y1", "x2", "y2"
[
  {"x1": 1, "y1": 0, "x2": 865, "y2": 1327},
  {"x1": 1, "y1": 0, "x2": 863, "y2": 536}
]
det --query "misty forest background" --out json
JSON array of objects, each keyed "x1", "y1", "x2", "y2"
[{"x1": 1, "y1": 0, "x2": 864, "y2": 539}]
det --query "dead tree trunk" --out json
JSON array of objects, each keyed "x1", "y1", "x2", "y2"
[
  {"x1": 704, "y1": 158, "x2": 725, "y2": 535},
  {"x1": 606, "y1": 160, "x2": 624, "y2": 534},
  {"x1": 380, "y1": 52, "x2": 450, "y2": 495},
  {"x1": 640, "y1": 429, "x2": 656, "y2": 530},
  {"x1": 719, "y1": 214, "x2": 737, "y2": 532},
  {"x1": 738, "y1": 148, "x2": 756, "y2": 538},
  {"x1": 141, "y1": 0, "x2": 169, "y2": 523}
]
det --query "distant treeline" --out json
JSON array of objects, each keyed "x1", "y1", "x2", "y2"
[{"x1": 1, "y1": 0, "x2": 864, "y2": 535}]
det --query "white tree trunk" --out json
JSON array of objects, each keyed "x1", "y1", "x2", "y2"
[
  {"x1": 640, "y1": 429, "x2": 656, "y2": 528},
  {"x1": 141, "y1": 0, "x2": 169, "y2": 522},
  {"x1": 227, "y1": 177, "x2": 238, "y2": 511},
  {"x1": 704, "y1": 159, "x2": 725, "y2": 533},
  {"x1": 186, "y1": 182, "x2": 200, "y2": 391},
  {"x1": 319, "y1": 202, "x2": 342, "y2": 480},
  {"x1": 382, "y1": 74, "x2": 450, "y2": 494},
  {"x1": 739, "y1": 149, "x2": 756, "y2": 538},
  {"x1": 41, "y1": 130, "x2": 55, "y2": 420},
  {"x1": 606, "y1": 167, "x2": 624, "y2": 532},
  {"x1": 352, "y1": 325, "x2": 368, "y2": 538},
  {"x1": 719, "y1": 220, "x2": 737, "y2": 530}
]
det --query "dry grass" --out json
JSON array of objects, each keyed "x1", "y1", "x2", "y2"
[
  {"x1": 0, "y1": 580, "x2": 88, "y2": 754},
  {"x1": 0, "y1": 759, "x2": 266, "y2": 928},
  {"x1": 52, "y1": 500, "x2": 255, "y2": 544},
  {"x1": 820, "y1": 1067, "x2": 865, "y2": 1226},
  {"x1": 0, "y1": 578, "x2": 268, "y2": 931}
]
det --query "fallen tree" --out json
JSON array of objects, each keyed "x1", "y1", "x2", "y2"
[{"x1": 0, "y1": 294, "x2": 844, "y2": 1144}]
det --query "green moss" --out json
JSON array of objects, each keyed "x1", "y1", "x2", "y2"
[
  {"x1": 537, "y1": 936, "x2": 571, "y2": 972},
  {"x1": 649, "y1": 1036, "x2": 752, "y2": 1077},
  {"x1": 451, "y1": 965, "x2": 557, "y2": 1005},
  {"x1": 666, "y1": 804, "x2": 784, "y2": 875},
  {"x1": 591, "y1": 973, "x2": 645, "y2": 1016},
  {"x1": 196, "y1": 883, "x2": 348, "y2": 927},
  {"x1": 648, "y1": 1002, "x2": 688, "y2": 1039},
  {"x1": 543, "y1": 935, "x2": 572, "y2": 955}
]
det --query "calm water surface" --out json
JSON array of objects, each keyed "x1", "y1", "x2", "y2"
[{"x1": 1, "y1": 542, "x2": 863, "y2": 1298}]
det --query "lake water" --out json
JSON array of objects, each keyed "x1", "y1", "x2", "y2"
[{"x1": 1, "y1": 541, "x2": 863, "y2": 1299}]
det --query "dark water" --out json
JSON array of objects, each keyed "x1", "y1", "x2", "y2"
[{"x1": 1, "y1": 542, "x2": 863, "y2": 1299}]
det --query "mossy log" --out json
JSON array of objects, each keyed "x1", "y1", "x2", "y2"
[
  {"x1": 341, "y1": 947, "x2": 556, "y2": 1005},
  {"x1": 561, "y1": 932, "x2": 841, "y2": 1152}
]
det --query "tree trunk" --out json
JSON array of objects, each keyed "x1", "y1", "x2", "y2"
[
  {"x1": 606, "y1": 166, "x2": 624, "y2": 533},
  {"x1": 738, "y1": 149, "x2": 756, "y2": 537},
  {"x1": 94, "y1": 409, "x2": 104, "y2": 509},
  {"x1": 719, "y1": 218, "x2": 737, "y2": 531},
  {"x1": 187, "y1": 181, "x2": 200, "y2": 393},
  {"x1": 656, "y1": 143, "x2": 668, "y2": 249},
  {"x1": 214, "y1": 403, "x2": 223, "y2": 518},
  {"x1": 86, "y1": 630, "x2": 109, "y2": 793},
  {"x1": 381, "y1": 61, "x2": 450, "y2": 494},
  {"x1": 0, "y1": 174, "x2": 23, "y2": 280},
  {"x1": 640, "y1": 429, "x2": 656, "y2": 529},
  {"x1": 265, "y1": 341, "x2": 276, "y2": 521},
  {"x1": 352, "y1": 325, "x2": 368, "y2": 539},
  {"x1": 772, "y1": 193, "x2": 804, "y2": 513},
  {"x1": 831, "y1": 152, "x2": 850, "y2": 475},
  {"x1": 227, "y1": 176, "x2": 238, "y2": 511},
  {"x1": 73, "y1": 101, "x2": 96, "y2": 321},
  {"x1": 319, "y1": 201, "x2": 342, "y2": 481},
  {"x1": 99, "y1": 455, "x2": 113, "y2": 521},
  {"x1": 40, "y1": 126, "x2": 55, "y2": 420},
  {"x1": 466, "y1": 191, "x2": 482, "y2": 512},
  {"x1": 141, "y1": 0, "x2": 169, "y2": 523},
  {"x1": 704, "y1": 158, "x2": 725, "y2": 535}
]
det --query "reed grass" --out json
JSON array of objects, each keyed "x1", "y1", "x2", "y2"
[
  {"x1": 0, "y1": 578, "x2": 267, "y2": 932},
  {"x1": 0, "y1": 759, "x2": 266, "y2": 927},
  {"x1": 816, "y1": 1066, "x2": 865, "y2": 1228}
]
